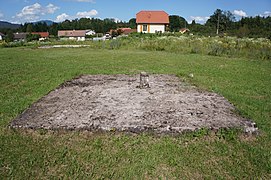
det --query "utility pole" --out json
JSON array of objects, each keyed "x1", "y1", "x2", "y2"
[{"x1": 216, "y1": 13, "x2": 220, "y2": 35}]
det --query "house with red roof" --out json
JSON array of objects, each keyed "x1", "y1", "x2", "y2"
[
  {"x1": 31, "y1": 32, "x2": 49, "y2": 38},
  {"x1": 136, "y1": 10, "x2": 169, "y2": 33},
  {"x1": 31, "y1": 32, "x2": 49, "y2": 41},
  {"x1": 118, "y1": 28, "x2": 137, "y2": 35}
]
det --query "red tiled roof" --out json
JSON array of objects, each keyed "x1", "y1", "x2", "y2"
[
  {"x1": 136, "y1": 11, "x2": 169, "y2": 24},
  {"x1": 117, "y1": 28, "x2": 137, "y2": 35},
  {"x1": 32, "y1": 32, "x2": 49, "y2": 38},
  {"x1": 58, "y1": 30, "x2": 86, "y2": 37},
  {"x1": 179, "y1": 28, "x2": 190, "y2": 32}
]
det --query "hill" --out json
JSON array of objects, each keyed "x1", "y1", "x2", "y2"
[
  {"x1": 0, "y1": 21, "x2": 21, "y2": 29},
  {"x1": 34, "y1": 20, "x2": 55, "y2": 26}
]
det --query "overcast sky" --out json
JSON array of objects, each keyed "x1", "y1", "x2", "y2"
[{"x1": 0, "y1": 0, "x2": 270, "y2": 24}]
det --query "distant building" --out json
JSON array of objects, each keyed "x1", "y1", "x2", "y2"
[
  {"x1": 31, "y1": 32, "x2": 49, "y2": 41},
  {"x1": 118, "y1": 28, "x2": 137, "y2": 35},
  {"x1": 86, "y1": 30, "x2": 96, "y2": 36},
  {"x1": 179, "y1": 28, "x2": 190, "y2": 34},
  {"x1": 136, "y1": 10, "x2": 169, "y2": 33},
  {"x1": 13, "y1": 32, "x2": 28, "y2": 41},
  {"x1": 0, "y1": 32, "x2": 5, "y2": 40},
  {"x1": 110, "y1": 28, "x2": 137, "y2": 36},
  {"x1": 58, "y1": 30, "x2": 86, "y2": 41}
]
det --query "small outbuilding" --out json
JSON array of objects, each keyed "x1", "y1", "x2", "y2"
[
  {"x1": 86, "y1": 30, "x2": 96, "y2": 36},
  {"x1": 136, "y1": 10, "x2": 169, "y2": 33},
  {"x1": 118, "y1": 28, "x2": 137, "y2": 35},
  {"x1": 179, "y1": 28, "x2": 190, "y2": 34}
]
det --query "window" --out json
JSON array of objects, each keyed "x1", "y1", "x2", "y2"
[{"x1": 143, "y1": 25, "x2": 147, "y2": 31}]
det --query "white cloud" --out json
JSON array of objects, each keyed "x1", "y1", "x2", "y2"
[
  {"x1": 76, "y1": 10, "x2": 98, "y2": 18},
  {"x1": 15, "y1": 3, "x2": 59, "y2": 22},
  {"x1": 56, "y1": 13, "x2": 71, "y2": 22},
  {"x1": 55, "y1": 9, "x2": 98, "y2": 22},
  {"x1": 113, "y1": 18, "x2": 121, "y2": 23},
  {"x1": 46, "y1": 4, "x2": 60, "y2": 14},
  {"x1": 233, "y1": 10, "x2": 247, "y2": 17},
  {"x1": 0, "y1": 12, "x2": 3, "y2": 18},
  {"x1": 190, "y1": 16, "x2": 209, "y2": 24},
  {"x1": 261, "y1": 11, "x2": 271, "y2": 17}
]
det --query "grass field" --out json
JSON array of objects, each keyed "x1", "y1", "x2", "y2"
[{"x1": 0, "y1": 47, "x2": 270, "y2": 178}]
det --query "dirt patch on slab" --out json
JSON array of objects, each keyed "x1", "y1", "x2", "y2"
[{"x1": 10, "y1": 74, "x2": 256, "y2": 134}]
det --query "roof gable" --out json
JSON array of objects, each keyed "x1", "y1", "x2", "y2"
[{"x1": 136, "y1": 11, "x2": 169, "y2": 24}]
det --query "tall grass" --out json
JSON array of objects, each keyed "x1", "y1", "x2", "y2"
[
  {"x1": 121, "y1": 35, "x2": 271, "y2": 60},
  {"x1": 1, "y1": 35, "x2": 270, "y2": 60}
]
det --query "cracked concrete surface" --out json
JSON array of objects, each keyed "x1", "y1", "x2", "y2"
[{"x1": 10, "y1": 74, "x2": 256, "y2": 134}]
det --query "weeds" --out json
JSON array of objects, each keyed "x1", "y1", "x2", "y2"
[{"x1": 2, "y1": 35, "x2": 270, "y2": 60}]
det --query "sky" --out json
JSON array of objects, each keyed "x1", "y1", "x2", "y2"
[{"x1": 0, "y1": 0, "x2": 270, "y2": 24}]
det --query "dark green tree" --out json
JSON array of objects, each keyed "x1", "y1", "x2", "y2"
[
  {"x1": 49, "y1": 23, "x2": 58, "y2": 36},
  {"x1": 26, "y1": 23, "x2": 33, "y2": 33},
  {"x1": 169, "y1": 15, "x2": 188, "y2": 32},
  {"x1": 206, "y1": 9, "x2": 235, "y2": 34},
  {"x1": 129, "y1": 18, "x2": 136, "y2": 29},
  {"x1": 102, "y1": 18, "x2": 117, "y2": 33},
  {"x1": 5, "y1": 30, "x2": 14, "y2": 42},
  {"x1": 26, "y1": 33, "x2": 40, "y2": 41},
  {"x1": 191, "y1": 20, "x2": 196, "y2": 26}
]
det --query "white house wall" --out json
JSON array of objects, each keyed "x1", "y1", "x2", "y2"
[
  {"x1": 137, "y1": 24, "x2": 166, "y2": 33},
  {"x1": 149, "y1": 25, "x2": 165, "y2": 33},
  {"x1": 66, "y1": 37, "x2": 85, "y2": 41},
  {"x1": 137, "y1": 25, "x2": 141, "y2": 33}
]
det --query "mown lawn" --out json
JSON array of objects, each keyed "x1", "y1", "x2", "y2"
[{"x1": 0, "y1": 47, "x2": 270, "y2": 179}]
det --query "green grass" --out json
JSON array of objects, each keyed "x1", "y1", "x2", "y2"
[{"x1": 0, "y1": 47, "x2": 270, "y2": 178}]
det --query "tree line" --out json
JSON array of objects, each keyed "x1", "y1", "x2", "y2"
[
  {"x1": 191, "y1": 9, "x2": 271, "y2": 38},
  {"x1": 0, "y1": 9, "x2": 270, "y2": 39},
  {"x1": 168, "y1": 9, "x2": 271, "y2": 38}
]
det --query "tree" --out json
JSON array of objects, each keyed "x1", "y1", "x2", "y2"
[
  {"x1": 206, "y1": 9, "x2": 235, "y2": 34},
  {"x1": 169, "y1": 15, "x2": 188, "y2": 32},
  {"x1": 237, "y1": 25, "x2": 250, "y2": 38},
  {"x1": 26, "y1": 34, "x2": 40, "y2": 42},
  {"x1": 49, "y1": 23, "x2": 58, "y2": 36},
  {"x1": 26, "y1": 23, "x2": 33, "y2": 33},
  {"x1": 129, "y1": 18, "x2": 136, "y2": 29},
  {"x1": 102, "y1": 18, "x2": 117, "y2": 33},
  {"x1": 191, "y1": 20, "x2": 196, "y2": 26},
  {"x1": 5, "y1": 30, "x2": 14, "y2": 42}
]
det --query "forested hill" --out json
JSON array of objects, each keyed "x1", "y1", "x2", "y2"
[{"x1": 0, "y1": 21, "x2": 20, "y2": 29}]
